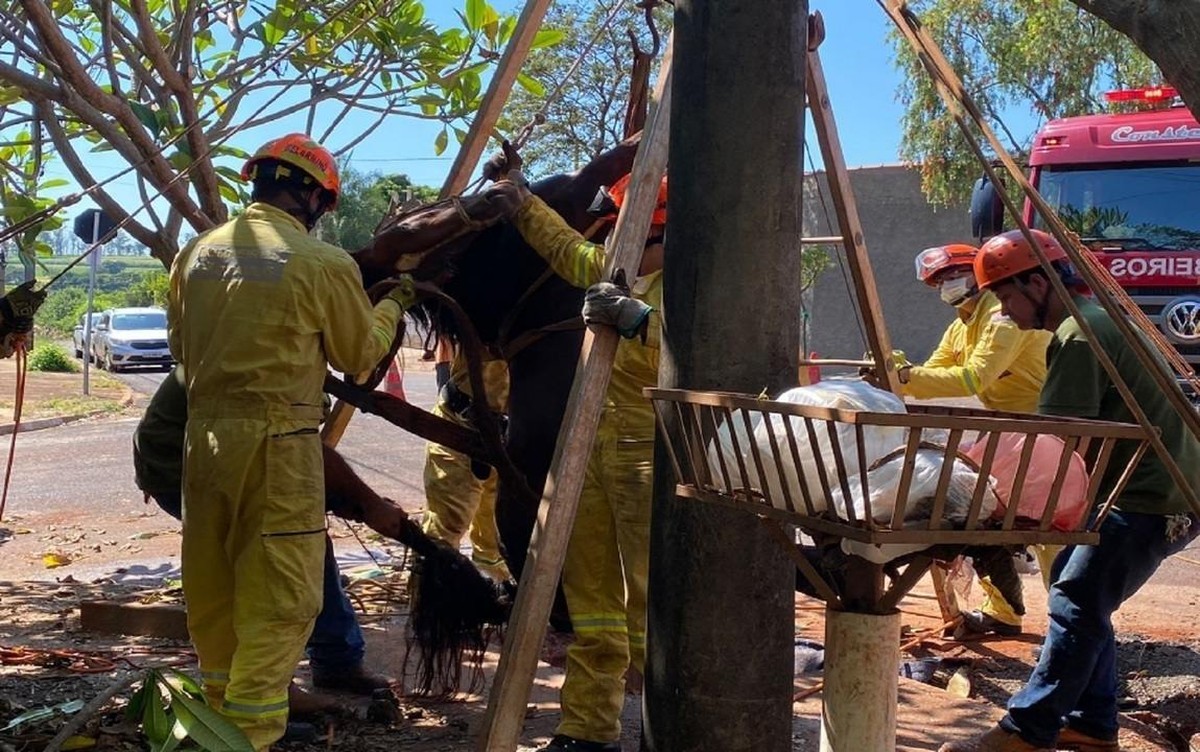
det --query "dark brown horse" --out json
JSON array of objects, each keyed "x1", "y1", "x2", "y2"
[{"x1": 353, "y1": 134, "x2": 640, "y2": 591}]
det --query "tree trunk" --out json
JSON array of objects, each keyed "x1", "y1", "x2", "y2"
[
  {"x1": 1070, "y1": 0, "x2": 1200, "y2": 122},
  {"x1": 642, "y1": 1, "x2": 806, "y2": 750}
]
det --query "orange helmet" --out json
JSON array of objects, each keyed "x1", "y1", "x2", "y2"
[
  {"x1": 974, "y1": 229, "x2": 1069, "y2": 290},
  {"x1": 914, "y1": 244, "x2": 978, "y2": 285},
  {"x1": 241, "y1": 133, "x2": 341, "y2": 208},
  {"x1": 607, "y1": 173, "x2": 668, "y2": 226}
]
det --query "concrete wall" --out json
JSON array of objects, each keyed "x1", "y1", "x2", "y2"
[{"x1": 804, "y1": 165, "x2": 975, "y2": 368}]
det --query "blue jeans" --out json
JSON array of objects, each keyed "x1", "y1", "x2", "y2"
[
  {"x1": 1001, "y1": 510, "x2": 1198, "y2": 746},
  {"x1": 154, "y1": 491, "x2": 365, "y2": 671}
]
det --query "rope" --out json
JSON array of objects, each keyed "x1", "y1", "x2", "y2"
[
  {"x1": 0, "y1": 339, "x2": 26, "y2": 523},
  {"x1": 509, "y1": 0, "x2": 631, "y2": 152}
]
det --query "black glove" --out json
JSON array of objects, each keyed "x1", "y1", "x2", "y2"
[
  {"x1": 582, "y1": 271, "x2": 653, "y2": 341},
  {"x1": 0, "y1": 281, "x2": 46, "y2": 334},
  {"x1": 470, "y1": 179, "x2": 529, "y2": 222}
]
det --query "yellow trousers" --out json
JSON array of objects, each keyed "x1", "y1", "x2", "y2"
[
  {"x1": 421, "y1": 403, "x2": 511, "y2": 580},
  {"x1": 182, "y1": 409, "x2": 325, "y2": 751},
  {"x1": 557, "y1": 421, "x2": 653, "y2": 744},
  {"x1": 979, "y1": 544, "x2": 1062, "y2": 625}
]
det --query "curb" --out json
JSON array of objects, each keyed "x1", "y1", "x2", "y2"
[{"x1": 0, "y1": 383, "x2": 137, "y2": 436}]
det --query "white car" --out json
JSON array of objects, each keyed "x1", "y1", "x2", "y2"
[
  {"x1": 91, "y1": 307, "x2": 173, "y2": 372},
  {"x1": 71, "y1": 312, "x2": 101, "y2": 359}
]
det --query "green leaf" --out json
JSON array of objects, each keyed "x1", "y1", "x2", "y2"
[
  {"x1": 261, "y1": 19, "x2": 284, "y2": 46},
  {"x1": 497, "y1": 15, "x2": 516, "y2": 45},
  {"x1": 0, "y1": 87, "x2": 23, "y2": 107},
  {"x1": 516, "y1": 72, "x2": 545, "y2": 98},
  {"x1": 129, "y1": 101, "x2": 162, "y2": 138},
  {"x1": 452, "y1": 126, "x2": 467, "y2": 145},
  {"x1": 218, "y1": 182, "x2": 242, "y2": 203},
  {"x1": 164, "y1": 687, "x2": 253, "y2": 752},
  {"x1": 463, "y1": 0, "x2": 485, "y2": 32},
  {"x1": 433, "y1": 128, "x2": 449, "y2": 156},
  {"x1": 460, "y1": 70, "x2": 481, "y2": 103},
  {"x1": 530, "y1": 28, "x2": 565, "y2": 50},
  {"x1": 155, "y1": 718, "x2": 186, "y2": 752},
  {"x1": 141, "y1": 680, "x2": 171, "y2": 745},
  {"x1": 164, "y1": 669, "x2": 204, "y2": 697},
  {"x1": 126, "y1": 678, "x2": 151, "y2": 722},
  {"x1": 39, "y1": 178, "x2": 69, "y2": 190}
]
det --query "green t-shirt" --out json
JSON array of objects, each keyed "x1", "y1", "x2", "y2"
[
  {"x1": 1038, "y1": 295, "x2": 1200, "y2": 515},
  {"x1": 132, "y1": 366, "x2": 186, "y2": 495}
]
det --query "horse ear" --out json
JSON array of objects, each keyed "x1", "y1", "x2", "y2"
[{"x1": 587, "y1": 186, "x2": 617, "y2": 218}]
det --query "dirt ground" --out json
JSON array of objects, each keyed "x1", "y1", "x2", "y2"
[
  {"x1": 2, "y1": 552, "x2": 1198, "y2": 752},
  {"x1": 1, "y1": 358, "x2": 1198, "y2": 750}
]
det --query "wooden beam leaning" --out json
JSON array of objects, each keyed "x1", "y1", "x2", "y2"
[
  {"x1": 885, "y1": 1, "x2": 1200, "y2": 516},
  {"x1": 440, "y1": 0, "x2": 556, "y2": 198},
  {"x1": 321, "y1": 0, "x2": 553, "y2": 449},
  {"x1": 806, "y1": 50, "x2": 903, "y2": 395},
  {"x1": 474, "y1": 36, "x2": 675, "y2": 752}
]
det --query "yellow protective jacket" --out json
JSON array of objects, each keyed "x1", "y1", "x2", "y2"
[
  {"x1": 448, "y1": 350, "x2": 509, "y2": 413},
  {"x1": 904, "y1": 290, "x2": 1051, "y2": 413},
  {"x1": 168, "y1": 202, "x2": 403, "y2": 411},
  {"x1": 514, "y1": 196, "x2": 660, "y2": 439}
]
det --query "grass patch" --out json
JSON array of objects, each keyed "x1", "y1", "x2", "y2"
[{"x1": 2, "y1": 394, "x2": 128, "y2": 419}]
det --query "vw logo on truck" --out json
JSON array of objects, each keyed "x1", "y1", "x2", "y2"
[{"x1": 1163, "y1": 298, "x2": 1200, "y2": 345}]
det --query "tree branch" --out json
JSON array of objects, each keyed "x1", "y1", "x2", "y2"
[
  {"x1": 18, "y1": 0, "x2": 211, "y2": 232},
  {"x1": 32, "y1": 97, "x2": 171, "y2": 262},
  {"x1": 127, "y1": 0, "x2": 224, "y2": 222}
]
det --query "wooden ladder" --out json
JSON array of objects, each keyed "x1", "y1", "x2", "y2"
[{"x1": 800, "y1": 39, "x2": 961, "y2": 624}]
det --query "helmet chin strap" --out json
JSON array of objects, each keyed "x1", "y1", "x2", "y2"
[{"x1": 283, "y1": 185, "x2": 326, "y2": 231}]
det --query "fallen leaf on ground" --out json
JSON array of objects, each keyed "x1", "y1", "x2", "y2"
[{"x1": 42, "y1": 552, "x2": 72, "y2": 568}]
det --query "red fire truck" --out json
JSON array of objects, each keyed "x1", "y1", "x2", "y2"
[{"x1": 973, "y1": 86, "x2": 1200, "y2": 373}]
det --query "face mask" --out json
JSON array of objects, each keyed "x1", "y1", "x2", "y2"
[{"x1": 939, "y1": 276, "x2": 976, "y2": 306}]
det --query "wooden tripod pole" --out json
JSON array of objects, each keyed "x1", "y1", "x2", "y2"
[
  {"x1": 475, "y1": 37, "x2": 674, "y2": 752},
  {"x1": 806, "y1": 49, "x2": 902, "y2": 396},
  {"x1": 321, "y1": 0, "x2": 555, "y2": 449}
]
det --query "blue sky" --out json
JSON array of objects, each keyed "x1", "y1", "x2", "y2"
[{"x1": 48, "y1": 2, "x2": 939, "y2": 226}]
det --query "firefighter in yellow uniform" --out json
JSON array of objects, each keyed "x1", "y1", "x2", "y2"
[
  {"x1": 500, "y1": 172, "x2": 663, "y2": 752},
  {"x1": 422, "y1": 351, "x2": 513, "y2": 581},
  {"x1": 906, "y1": 244, "x2": 1056, "y2": 638},
  {"x1": 168, "y1": 134, "x2": 415, "y2": 751}
]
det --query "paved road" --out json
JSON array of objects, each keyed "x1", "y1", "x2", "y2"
[{"x1": 0, "y1": 364, "x2": 440, "y2": 580}]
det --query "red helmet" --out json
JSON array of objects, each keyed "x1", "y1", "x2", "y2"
[
  {"x1": 607, "y1": 173, "x2": 668, "y2": 226},
  {"x1": 914, "y1": 244, "x2": 978, "y2": 285},
  {"x1": 241, "y1": 133, "x2": 341, "y2": 209},
  {"x1": 974, "y1": 229, "x2": 1068, "y2": 290}
]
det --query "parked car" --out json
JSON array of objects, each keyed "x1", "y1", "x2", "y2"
[
  {"x1": 71, "y1": 312, "x2": 101, "y2": 359},
  {"x1": 91, "y1": 307, "x2": 173, "y2": 372}
]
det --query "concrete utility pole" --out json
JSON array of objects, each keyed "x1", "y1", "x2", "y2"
[{"x1": 643, "y1": 1, "x2": 807, "y2": 750}]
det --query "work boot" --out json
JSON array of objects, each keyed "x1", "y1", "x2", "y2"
[
  {"x1": 281, "y1": 721, "x2": 319, "y2": 744},
  {"x1": 1056, "y1": 726, "x2": 1119, "y2": 751},
  {"x1": 311, "y1": 662, "x2": 396, "y2": 696},
  {"x1": 953, "y1": 610, "x2": 1022, "y2": 640},
  {"x1": 938, "y1": 727, "x2": 1052, "y2": 752},
  {"x1": 538, "y1": 734, "x2": 621, "y2": 752}
]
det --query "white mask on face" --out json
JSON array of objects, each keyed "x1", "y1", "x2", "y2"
[{"x1": 939, "y1": 276, "x2": 976, "y2": 306}]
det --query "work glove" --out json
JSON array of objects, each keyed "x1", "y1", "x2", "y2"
[
  {"x1": 470, "y1": 178, "x2": 530, "y2": 223},
  {"x1": 0, "y1": 280, "x2": 46, "y2": 334},
  {"x1": 858, "y1": 349, "x2": 910, "y2": 387},
  {"x1": 582, "y1": 270, "x2": 653, "y2": 342},
  {"x1": 384, "y1": 274, "x2": 418, "y2": 310}
]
